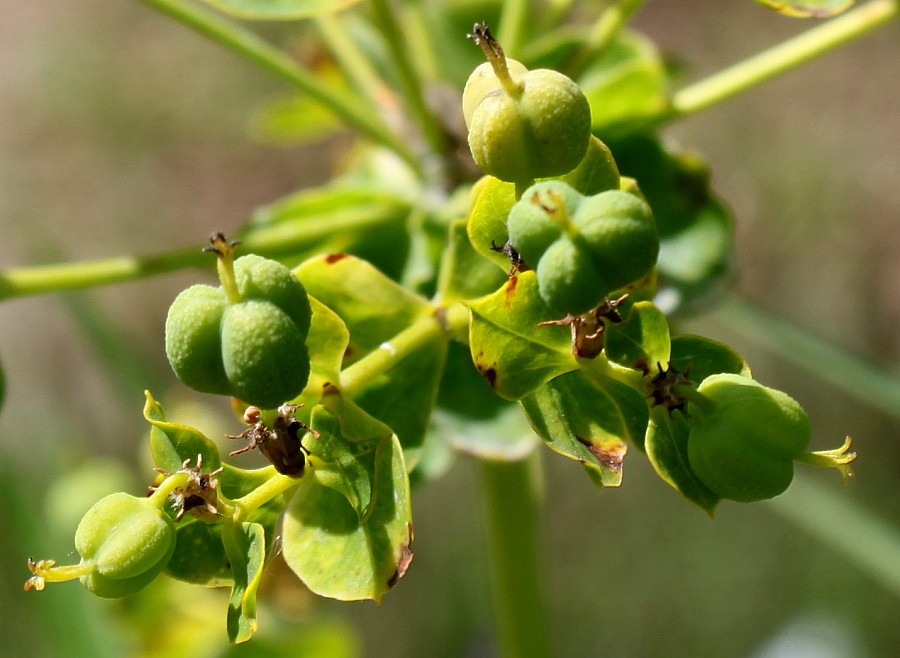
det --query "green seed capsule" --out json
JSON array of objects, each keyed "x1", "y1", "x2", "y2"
[
  {"x1": 507, "y1": 182, "x2": 658, "y2": 315},
  {"x1": 463, "y1": 26, "x2": 591, "y2": 185},
  {"x1": 165, "y1": 248, "x2": 312, "y2": 409},
  {"x1": 221, "y1": 300, "x2": 310, "y2": 410},
  {"x1": 687, "y1": 374, "x2": 810, "y2": 502},
  {"x1": 74, "y1": 492, "x2": 176, "y2": 598},
  {"x1": 506, "y1": 180, "x2": 582, "y2": 266},
  {"x1": 573, "y1": 190, "x2": 659, "y2": 294}
]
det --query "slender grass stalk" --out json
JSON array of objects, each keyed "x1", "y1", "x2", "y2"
[
  {"x1": 368, "y1": 0, "x2": 449, "y2": 160},
  {"x1": 0, "y1": 205, "x2": 398, "y2": 300},
  {"x1": 668, "y1": 0, "x2": 898, "y2": 119},
  {"x1": 478, "y1": 452, "x2": 551, "y2": 658},
  {"x1": 712, "y1": 297, "x2": 900, "y2": 422},
  {"x1": 313, "y1": 13, "x2": 395, "y2": 115},
  {"x1": 135, "y1": 0, "x2": 422, "y2": 175},
  {"x1": 498, "y1": 0, "x2": 530, "y2": 57}
]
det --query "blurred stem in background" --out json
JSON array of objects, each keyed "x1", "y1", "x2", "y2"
[{"x1": 478, "y1": 451, "x2": 551, "y2": 658}]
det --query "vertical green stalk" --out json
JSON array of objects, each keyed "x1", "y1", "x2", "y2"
[
  {"x1": 478, "y1": 452, "x2": 551, "y2": 658},
  {"x1": 498, "y1": 0, "x2": 530, "y2": 56},
  {"x1": 368, "y1": 0, "x2": 449, "y2": 160}
]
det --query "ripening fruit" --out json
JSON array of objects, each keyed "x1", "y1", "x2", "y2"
[
  {"x1": 166, "y1": 250, "x2": 312, "y2": 409},
  {"x1": 463, "y1": 27, "x2": 591, "y2": 184},
  {"x1": 74, "y1": 492, "x2": 176, "y2": 598},
  {"x1": 686, "y1": 374, "x2": 810, "y2": 502},
  {"x1": 506, "y1": 181, "x2": 658, "y2": 315}
]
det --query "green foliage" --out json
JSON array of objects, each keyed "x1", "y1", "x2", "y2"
[{"x1": 16, "y1": 0, "x2": 888, "y2": 650}]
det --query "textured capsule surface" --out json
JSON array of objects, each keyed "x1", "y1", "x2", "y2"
[
  {"x1": 75, "y1": 493, "x2": 176, "y2": 598},
  {"x1": 165, "y1": 254, "x2": 312, "y2": 408},
  {"x1": 465, "y1": 61, "x2": 591, "y2": 183},
  {"x1": 507, "y1": 180, "x2": 582, "y2": 265},
  {"x1": 221, "y1": 300, "x2": 310, "y2": 410}
]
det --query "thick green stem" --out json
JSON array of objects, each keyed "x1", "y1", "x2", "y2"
[
  {"x1": 231, "y1": 468, "x2": 302, "y2": 523},
  {"x1": 135, "y1": 0, "x2": 421, "y2": 175},
  {"x1": 0, "y1": 204, "x2": 396, "y2": 300},
  {"x1": 478, "y1": 452, "x2": 551, "y2": 658},
  {"x1": 668, "y1": 0, "x2": 898, "y2": 120},
  {"x1": 368, "y1": 0, "x2": 448, "y2": 160},
  {"x1": 340, "y1": 312, "x2": 447, "y2": 397}
]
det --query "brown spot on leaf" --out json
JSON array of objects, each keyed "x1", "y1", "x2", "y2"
[
  {"x1": 482, "y1": 367, "x2": 497, "y2": 388},
  {"x1": 387, "y1": 523, "x2": 415, "y2": 589},
  {"x1": 504, "y1": 276, "x2": 519, "y2": 307},
  {"x1": 575, "y1": 437, "x2": 626, "y2": 473},
  {"x1": 322, "y1": 382, "x2": 340, "y2": 396},
  {"x1": 325, "y1": 253, "x2": 348, "y2": 264}
]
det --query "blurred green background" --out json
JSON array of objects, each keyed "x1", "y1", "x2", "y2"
[{"x1": 1, "y1": 0, "x2": 897, "y2": 656}]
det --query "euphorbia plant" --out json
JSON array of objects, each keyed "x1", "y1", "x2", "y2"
[{"x1": 9, "y1": 0, "x2": 896, "y2": 654}]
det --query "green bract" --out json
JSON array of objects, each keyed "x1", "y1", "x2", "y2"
[
  {"x1": 74, "y1": 492, "x2": 176, "y2": 598},
  {"x1": 463, "y1": 58, "x2": 591, "y2": 184},
  {"x1": 507, "y1": 181, "x2": 658, "y2": 315},
  {"x1": 165, "y1": 253, "x2": 312, "y2": 409},
  {"x1": 687, "y1": 374, "x2": 810, "y2": 502}
]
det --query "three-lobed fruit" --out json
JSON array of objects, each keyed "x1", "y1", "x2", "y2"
[
  {"x1": 463, "y1": 59, "x2": 591, "y2": 184},
  {"x1": 74, "y1": 492, "x2": 176, "y2": 598},
  {"x1": 507, "y1": 181, "x2": 658, "y2": 315},
  {"x1": 686, "y1": 374, "x2": 810, "y2": 502},
  {"x1": 165, "y1": 254, "x2": 312, "y2": 409}
]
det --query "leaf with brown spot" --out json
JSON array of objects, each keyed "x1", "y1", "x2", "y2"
[
  {"x1": 282, "y1": 431, "x2": 412, "y2": 603},
  {"x1": 520, "y1": 370, "x2": 648, "y2": 488},
  {"x1": 466, "y1": 272, "x2": 576, "y2": 400}
]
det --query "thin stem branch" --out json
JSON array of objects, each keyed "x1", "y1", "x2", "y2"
[
  {"x1": 711, "y1": 297, "x2": 900, "y2": 422},
  {"x1": 0, "y1": 205, "x2": 397, "y2": 300},
  {"x1": 135, "y1": 0, "x2": 421, "y2": 175},
  {"x1": 568, "y1": 0, "x2": 647, "y2": 78},
  {"x1": 478, "y1": 452, "x2": 551, "y2": 658},
  {"x1": 367, "y1": 0, "x2": 448, "y2": 160},
  {"x1": 668, "y1": 0, "x2": 898, "y2": 120},
  {"x1": 313, "y1": 13, "x2": 394, "y2": 115}
]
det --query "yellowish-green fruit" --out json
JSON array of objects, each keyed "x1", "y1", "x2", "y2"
[
  {"x1": 220, "y1": 300, "x2": 310, "y2": 410},
  {"x1": 165, "y1": 253, "x2": 312, "y2": 409},
  {"x1": 74, "y1": 492, "x2": 176, "y2": 598},
  {"x1": 464, "y1": 59, "x2": 591, "y2": 184},
  {"x1": 687, "y1": 374, "x2": 810, "y2": 502}
]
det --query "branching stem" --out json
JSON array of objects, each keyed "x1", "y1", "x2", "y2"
[
  {"x1": 668, "y1": 0, "x2": 898, "y2": 120},
  {"x1": 135, "y1": 0, "x2": 421, "y2": 175}
]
